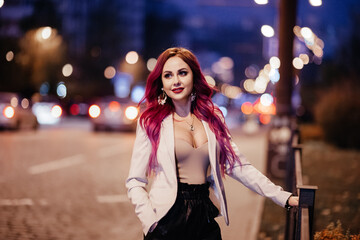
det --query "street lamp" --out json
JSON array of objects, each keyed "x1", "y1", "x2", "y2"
[
  {"x1": 309, "y1": 0, "x2": 322, "y2": 7},
  {"x1": 254, "y1": 0, "x2": 268, "y2": 5}
]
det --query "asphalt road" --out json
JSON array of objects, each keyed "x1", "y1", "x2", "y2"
[{"x1": 0, "y1": 118, "x2": 269, "y2": 240}]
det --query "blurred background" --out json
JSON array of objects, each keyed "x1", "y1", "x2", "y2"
[{"x1": 0, "y1": 0, "x2": 359, "y2": 239}]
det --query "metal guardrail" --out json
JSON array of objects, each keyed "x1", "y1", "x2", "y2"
[{"x1": 285, "y1": 131, "x2": 318, "y2": 240}]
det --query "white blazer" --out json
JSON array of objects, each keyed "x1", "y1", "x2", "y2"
[{"x1": 126, "y1": 114, "x2": 292, "y2": 235}]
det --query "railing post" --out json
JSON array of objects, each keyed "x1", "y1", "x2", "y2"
[{"x1": 296, "y1": 186, "x2": 318, "y2": 240}]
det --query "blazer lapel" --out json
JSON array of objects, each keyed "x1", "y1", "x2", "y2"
[
  {"x1": 202, "y1": 121, "x2": 217, "y2": 166},
  {"x1": 161, "y1": 114, "x2": 177, "y2": 174}
]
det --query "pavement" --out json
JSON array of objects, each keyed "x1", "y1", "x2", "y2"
[
  {"x1": 218, "y1": 125, "x2": 270, "y2": 240},
  {"x1": 0, "y1": 117, "x2": 272, "y2": 240}
]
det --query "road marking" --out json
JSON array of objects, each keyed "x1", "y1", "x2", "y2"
[
  {"x1": 96, "y1": 194, "x2": 129, "y2": 203},
  {"x1": 97, "y1": 144, "x2": 129, "y2": 159},
  {"x1": 0, "y1": 198, "x2": 34, "y2": 206},
  {"x1": 28, "y1": 154, "x2": 85, "y2": 175}
]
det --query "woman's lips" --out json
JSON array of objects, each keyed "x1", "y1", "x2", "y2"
[{"x1": 172, "y1": 88, "x2": 184, "y2": 93}]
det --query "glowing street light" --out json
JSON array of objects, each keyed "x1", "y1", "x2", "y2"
[
  {"x1": 0, "y1": 0, "x2": 4, "y2": 8},
  {"x1": 261, "y1": 25, "x2": 275, "y2": 37},
  {"x1": 41, "y1": 27, "x2": 52, "y2": 40},
  {"x1": 254, "y1": 0, "x2": 268, "y2": 5},
  {"x1": 309, "y1": 0, "x2": 322, "y2": 7}
]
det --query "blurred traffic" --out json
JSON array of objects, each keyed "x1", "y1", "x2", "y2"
[
  {"x1": 0, "y1": 92, "x2": 38, "y2": 130},
  {"x1": 88, "y1": 97, "x2": 140, "y2": 131}
]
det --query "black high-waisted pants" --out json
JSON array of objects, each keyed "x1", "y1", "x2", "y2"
[{"x1": 144, "y1": 182, "x2": 222, "y2": 240}]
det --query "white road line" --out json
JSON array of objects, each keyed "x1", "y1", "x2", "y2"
[
  {"x1": 0, "y1": 198, "x2": 34, "y2": 206},
  {"x1": 28, "y1": 154, "x2": 85, "y2": 175},
  {"x1": 96, "y1": 194, "x2": 129, "y2": 203},
  {"x1": 97, "y1": 144, "x2": 128, "y2": 159}
]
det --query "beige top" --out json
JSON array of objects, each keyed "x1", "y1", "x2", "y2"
[{"x1": 175, "y1": 138, "x2": 210, "y2": 184}]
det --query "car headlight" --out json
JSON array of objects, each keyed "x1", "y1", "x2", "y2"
[
  {"x1": 3, "y1": 106, "x2": 15, "y2": 119},
  {"x1": 125, "y1": 106, "x2": 139, "y2": 120},
  {"x1": 51, "y1": 105, "x2": 62, "y2": 118},
  {"x1": 89, "y1": 104, "x2": 101, "y2": 118}
]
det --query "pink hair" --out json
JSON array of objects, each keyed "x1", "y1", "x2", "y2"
[{"x1": 139, "y1": 47, "x2": 240, "y2": 175}]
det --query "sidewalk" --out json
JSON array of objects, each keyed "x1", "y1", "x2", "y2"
[{"x1": 218, "y1": 126, "x2": 269, "y2": 240}]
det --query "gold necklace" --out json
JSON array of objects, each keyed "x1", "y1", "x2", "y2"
[{"x1": 174, "y1": 113, "x2": 195, "y2": 131}]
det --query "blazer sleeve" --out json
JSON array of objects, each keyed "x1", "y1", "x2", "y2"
[
  {"x1": 125, "y1": 120, "x2": 157, "y2": 234},
  {"x1": 225, "y1": 137, "x2": 292, "y2": 207}
]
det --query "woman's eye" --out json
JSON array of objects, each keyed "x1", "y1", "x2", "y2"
[
  {"x1": 179, "y1": 71, "x2": 187, "y2": 76},
  {"x1": 164, "y1": 73, "x2": 172, "y2": 79}
]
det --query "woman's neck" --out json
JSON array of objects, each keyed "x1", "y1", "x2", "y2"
[{"x1": 173, "y1": 100, "x2": 191, "y2": 117}]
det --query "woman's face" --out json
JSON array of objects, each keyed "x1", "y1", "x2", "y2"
[{"x1": 161, "y1": 56, "x2": 194, "y2": 104}]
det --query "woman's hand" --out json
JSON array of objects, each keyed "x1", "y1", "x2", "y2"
[{"x1": 288, "y1": 196, "x2": 299, "y2": 207}]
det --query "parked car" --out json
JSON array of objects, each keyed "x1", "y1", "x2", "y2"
[
  {"x1": 0, "y1": 92, "x2": 38, "y2": 130},
  {"x1": 32, "y1": 98, "x2": 63, "y2": 125},
  {"x1": 88, "y1": 97, "x2": 140, "y2": 131}
]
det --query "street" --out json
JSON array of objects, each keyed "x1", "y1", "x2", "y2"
[{"x1": 0, "y1": 118, "x2": 268, "y2": 240}]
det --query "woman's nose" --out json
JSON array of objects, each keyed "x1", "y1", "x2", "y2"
[{"x1": 173, "y1": 75, "x2": 181, "y2": 86}]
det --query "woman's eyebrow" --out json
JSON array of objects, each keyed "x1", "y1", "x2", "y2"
[{"x1": 178, "y1": 68, "x2": 188, "y2": 72}]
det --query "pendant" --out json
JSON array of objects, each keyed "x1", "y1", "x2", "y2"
[{"x1": 190, "y1": 125, "x2": 195, "y2": 131}]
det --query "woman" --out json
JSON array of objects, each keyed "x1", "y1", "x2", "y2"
[{"x1": 126, "y1": 47, "x2": 298, "y2": 240}]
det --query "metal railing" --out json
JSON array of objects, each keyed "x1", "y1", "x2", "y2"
[{"x1": 285, "y1": 131, "x2": 318, "y2": 240}]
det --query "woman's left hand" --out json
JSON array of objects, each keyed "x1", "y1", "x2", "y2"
[{"x1": 288, "y1": 196, "x2": 299, "y2": 207}]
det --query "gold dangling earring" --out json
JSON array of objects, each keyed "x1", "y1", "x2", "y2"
[{"x1": 158, "y1": 88, "x2": 167, "y2": 105}]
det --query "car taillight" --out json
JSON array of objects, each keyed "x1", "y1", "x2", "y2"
[
  {"x1": 125, "y1": 106, "x2": 139, "y2": 120},
  {"x1": 3, "y1": 106, "x2": 15, "y2": 119},
  {"x1": 89, "y1": 104, "x2": 101, "y2": 118},
  {"x1": 109, "y1": 101, "x2": 120, "y2": 112},
  {"x1": 51, "y1": 105, "x2": 62, "y2": 118}
]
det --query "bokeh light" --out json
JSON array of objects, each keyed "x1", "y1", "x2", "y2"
[
  {"x1": 254, "y1": 0, "x2": 268, "y2": 4},
  {"x1": 299, "y1": 54, "x2": 309, "y2": 64},
  {"x1": 104, "y1": 66, "x2": 116, "y2": 79},
  {"x1": 41, "y1": 27, "x2": 52, "y2": 40},
  {"x1": 62, "y1": 64, "x2": 73, "y2": 77},
  {"x1": 147, "y1": 58, "x2": 157, "y2": 71},
  {"x1": 309, "y1": 0, "x2": 322, "y2": 7},
  {"x1": 89, "y1": 105, "x2": 101, "y2": 118},
  {"x1": 21, "y1": 98, "x2": 30, "y2": 109},
  {"x1": 243, "y1": 79, "x2": 255, "y2": 92},
  {"x1": 219, "y1": 57, "x2": 234, "y2": 70},
  {"x1": 125, "y1": 106, "x2": 139, "y2": 120},
  {"x1": 269, "y1": 56, "x2": 280, "y2": 69},
  {"x1": 241, "y1": 102, "x2": 253, "y2": 115},
  {"x1": 125, "y1": 51, "x2": 139, "y2": 64},
  {"x1": 293, "y1": 57, "x2": 304, "y2": 69},
  {"x1": 205, "y1": 75, "x2": 216, "y2": 87},
  {"x1": 260, "y1": 93, "x2": 274, "y2": 106},
  {"x1": 10, "y1": 97, "x2": 18, "y2": 107},
  {"x1": 6, "y1": 51, "x2": 14, "y2": 62},
  {"x1": 3, "y1": 106, "x2": 15, "y2": 119},
  {"x1": 245, "y1": 65, "x2": 259, "y2": 79},
  {"x1": 300, "y1": 27, "x2": 313, "y2": 40},
  {"x1": 109, "y1": 101, "x2": 120, "y2": 112},
  {"x1": 131, "y1": 85, "x2": 145, "y2": 103},
  {"x1": 261, "y1": 25, "x2": 275, "y2": 37},
  {"x1": 51, "y1": 105, "x2": 62, "y2": 118},
  {"x1": 56, "y1": 82, "x2": 67, "y2": 98}
]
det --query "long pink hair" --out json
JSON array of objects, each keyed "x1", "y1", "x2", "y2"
[{"x1": 139, "y1": 47, "x2": 240, "y2": 175}]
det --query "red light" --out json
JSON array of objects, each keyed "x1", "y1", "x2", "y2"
[
  {"x1": 70, "y1": 104, "x2": 80, "y2": 116},
  {"x1": 109, "y1": 101, "x2": 120, "y2": 112}
]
